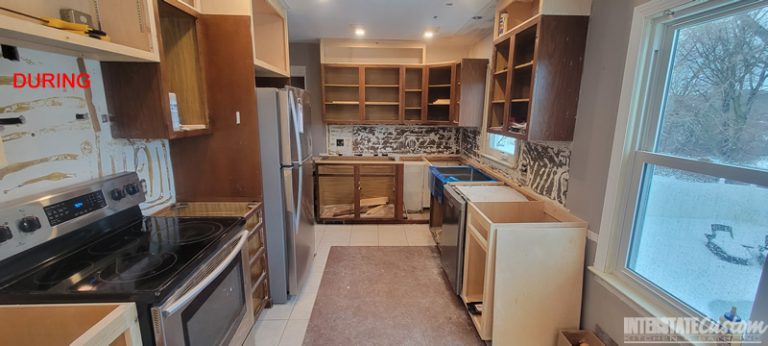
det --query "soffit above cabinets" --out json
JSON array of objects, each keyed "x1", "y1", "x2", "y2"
[{"x1": 285, "y1": 0, "x2": 495, "y2": 42}]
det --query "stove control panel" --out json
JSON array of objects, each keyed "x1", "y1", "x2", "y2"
[
  {"x1": 44, "y1": 191, "x2": 107, "y2": 226},
  {"x1": 0, "y1": 172, "x2": 145, "y2": 262}
]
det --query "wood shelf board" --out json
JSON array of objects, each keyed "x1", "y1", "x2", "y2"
[
  {"x1": 493, "y1": 69, "x2": 509, "y2": 75},
  {"x1": 405, "y1": 89, "x2": 423, "y2": 92},
  {"x1": 405, "y1": 107, "x2": 422, "y2": 110},
  {"x1": 514, "y1": 61, "x2": 534, "y2": 69},
  {"x1": 365, "y1": 102, "x2": 399, "y2": 106},
  {"x1": 325, "y1": 84, "x2": 360, "y2": 87},
  {"x1": 365, "y1": 84, "x2": 399, "y2": 88},
  {"x1": 429, "y1": 84, "x2": 452, "y2": 88},
  {"x1": 325, "y1": 101, "x2": 360, "y2": 105},
  {"x1": 491, "y1": 100, "x2": 505, "y2": 104},
  {"x1": 510, "y1": 98, "x2": 530, "y2": 103}
]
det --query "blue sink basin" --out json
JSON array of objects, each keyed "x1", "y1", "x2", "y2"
[{"x1": 429, "y1": 166, "x2": 495, "y2": 202}]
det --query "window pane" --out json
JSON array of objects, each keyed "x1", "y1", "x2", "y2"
[
  {"x1": 489, "y1": 133, "x2": 517, "y2": 155},
  {"x1": 656, "y1": 5, "x2": 768, "y2": 171},
  {"x1": 628, "y1": 165, "x2": 767, "y2": 319}
]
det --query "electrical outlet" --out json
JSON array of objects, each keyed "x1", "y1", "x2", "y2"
[{"x1": 336, "y1": 139, "x2": 344, "y2": 147}]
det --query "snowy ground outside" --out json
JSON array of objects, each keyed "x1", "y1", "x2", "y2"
[{"x1": 630, "y1": 174, "x2": 767, "y2": 320}]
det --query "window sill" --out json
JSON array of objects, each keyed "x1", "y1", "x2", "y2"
[{"x1": 587, "y1": 266, "x2": 708, "y2": 346}]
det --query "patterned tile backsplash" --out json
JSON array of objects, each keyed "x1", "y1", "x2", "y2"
[
  {"x1": 459, "y1": 128, "x2": 571, "y2": 204},
  {"x1": 326, "y1": 125, "x2": 572, "y2": 205},
  {"x1": 327, "y1": 125, "x2": 459, "y2": 155}
]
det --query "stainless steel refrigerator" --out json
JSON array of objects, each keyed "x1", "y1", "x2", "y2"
[{"x1": 257, "y1": 87, "x2": 315, "y2": 303}]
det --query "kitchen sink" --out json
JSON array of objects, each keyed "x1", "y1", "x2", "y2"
[
  {"x1": 430, "y1": 166, "x2": 494, "y2": 183},
  {"x1": 429, "y1": 166, "x2": 495, "y2": 202}
]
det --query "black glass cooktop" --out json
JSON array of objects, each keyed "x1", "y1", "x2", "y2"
[{"x1": 0, "y1": 216, "x2": 243, "y2": 300}]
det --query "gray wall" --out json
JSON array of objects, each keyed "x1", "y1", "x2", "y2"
[
  {"x1": 289, "y1": 42, "x2": 326, "y2": 156},
  {"x1": 566, "y1": 0, "x2": 650, "y2": 344}
]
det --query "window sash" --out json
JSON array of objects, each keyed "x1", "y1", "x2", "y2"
[{"x1": 610, "y1": 0, "x2": 768, "y2": 320}]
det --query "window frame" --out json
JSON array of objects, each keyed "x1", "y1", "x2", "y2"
[
  {"x1": 484, "y1": 132, "x2": 519, "y2": 164},
  {"x1": 593, "y1": 0, "x2": 768, "y2": 323}
]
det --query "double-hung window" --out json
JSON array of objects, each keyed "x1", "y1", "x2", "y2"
[{"x1": 596, "y1": 0, "x2": 768, "y2": 324}]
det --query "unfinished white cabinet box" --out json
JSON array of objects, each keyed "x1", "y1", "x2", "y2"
[
  {"x1": 461, "y1": 201, "x2": 587, "y2": 344},
  {"x1": 0, "y1": 303, "x2": 141, "y2": 345},
  {"x1": 0, "y1": 0, "x2": 160, "y2": 62}
]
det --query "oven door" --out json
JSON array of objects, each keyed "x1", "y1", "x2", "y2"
[{"x1": 153, "y1": 231, "x2": 254, "y2": 346}]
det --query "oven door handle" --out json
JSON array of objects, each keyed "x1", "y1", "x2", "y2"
[{"x1": 162, "y1": 230, "x2": 249, "y2": 316}]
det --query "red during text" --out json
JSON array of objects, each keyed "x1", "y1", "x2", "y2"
[{"x1": 12, "y1": 73, "x2": 91, "y2": 89}]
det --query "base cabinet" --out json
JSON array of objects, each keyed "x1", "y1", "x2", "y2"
[
  {"x1": 315, "y1": 162, "x2": 404, "y2": 222},
  {"x1": 0, "y1": 303, "x2": 141, "y2": 346},
  {"x1": 461, "y1": 201, "x2": 587, "y2": 343}
]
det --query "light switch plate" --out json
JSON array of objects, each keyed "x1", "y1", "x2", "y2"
[{"x1": 236, "y1": 111, "x2": 241, "y2": 124}]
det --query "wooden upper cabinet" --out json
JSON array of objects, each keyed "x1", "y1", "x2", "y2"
[
  {"x1": 102, "y1": 0, "x2": 212, "y2": 140},
  {"x1": 488, "y1": 15, "x2": 588, "y2": 141},
  {"x1": 321, "y1": 61, "x2": 487, "y2": 126},
  {"x1": 453, "y1": 59, "x2": 489, "y2": 127},
  {"x1": 0, "y1": 0, "x2": 160, "y2": 62}
]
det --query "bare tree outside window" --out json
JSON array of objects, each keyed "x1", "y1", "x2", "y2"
[{"x1": 658, "y1": 7, "x2": 768, "y2": 169}]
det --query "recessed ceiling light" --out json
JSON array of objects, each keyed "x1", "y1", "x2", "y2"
[
  {"x1": 354, "y1": 27, "x2": 365, "y2": 37},
  {"x1": 424, "y1": 30, "x2": 434, "y2": 39}
]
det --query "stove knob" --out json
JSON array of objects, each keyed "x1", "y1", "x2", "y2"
[
  {"x1": 0, "y1": 226, "x2": 12, "y2": 243},
  {"x1": 124, "y1": 183, "x2": 141, "y2": 196},
  {"x1": 18, "y1": 216, "x2": 41, "y2": 233},
  {"x1": 110, "y1": 188, "x2": 126, "y2": 201}
]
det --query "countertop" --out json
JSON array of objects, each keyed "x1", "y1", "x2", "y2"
[{"x1": 153, "y1": 202, "x2": 262, "y2": 220}]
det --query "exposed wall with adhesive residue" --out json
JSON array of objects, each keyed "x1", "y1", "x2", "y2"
[{"x1": 0, "y1": 48, "x2": 175, "y2": 214}]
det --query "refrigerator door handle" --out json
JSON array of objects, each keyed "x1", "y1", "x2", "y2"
[
  {"x1": 283, "y1": 167, "x2": 301, "y2": 230},
  {"x1": 288, "y1": 89, "x2": 303, "y2": 164},
  {"x1": 283, "y1": 169, "x2": 295, "y2": 216}
]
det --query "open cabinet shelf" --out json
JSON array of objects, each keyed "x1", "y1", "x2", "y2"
[
  {"x1": 321, "y1": 61, "x2": 486, "y2": 126},
  {"x1": 0, "y1": 0, "x2": 159, "y2": 62},
  {"x1": 101, "y1": 0, "x2": 216, "y2": 139},
  {"x1": 485, "y1": 15, "x2": 588, "y2": 141}
]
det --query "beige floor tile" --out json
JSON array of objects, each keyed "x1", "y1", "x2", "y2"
[
  {"x1": 378, "y1": 225, "x2": 407, "y2": 246},
  {"x1": 278, "y1": 319, "x2": 310, "y2": 346},
  {"x1": 405, "y1": 226, "x2": 436, "y2": 246},
  {"x1": 320, "y1": 226, "x2": 351, "y2": 245},
  {"x1": 350, "y1": 226, "x2": 378, "y2": 246},
  {"x1": 289, "y1": 289, "x2": 319, "y2": 319},
  {"x1": 301, "y1": 269, "x2": 324, "y2": 292},
  {"x1": 250, "y1": 319, "x2": 287, "y2": 346},
  {"x1": 259, "y1": 297, "x2": 296, "y2": 320},
  {"x1": 313, "y1": 226, "x2": 326, "y2": 247}
]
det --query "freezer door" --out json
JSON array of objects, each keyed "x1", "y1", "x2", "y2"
[
  {"x1": 283, "y1": 162, "x2": 315, "y2": 295},
  {"x1": 287, "y1": 88, "x2": 313, "y2": 162},
  {"x1": 278, "y1": 90, "x2": 293, "y2": 166}
]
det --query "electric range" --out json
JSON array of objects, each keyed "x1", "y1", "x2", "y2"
[{"x1": 0, "y1": 173, "x2": 254, "y2": 345}]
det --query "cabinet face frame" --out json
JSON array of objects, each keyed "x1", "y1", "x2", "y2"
[
  {"x1": 315, "y1": 163, "x2": 404, "y2": 222},
  {"x1": 321, "y1": 64, "x2": 364, "y2": 124},
  {"x1": 362, "y1": 65, "x2": 403, "y2": 124},
  {"x1": 425, "y1": 62, "x2": 456, "y2": 125}
]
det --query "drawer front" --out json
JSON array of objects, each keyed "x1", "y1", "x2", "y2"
[
  {"x1": 318, "y1": 165, "x2": 354, "y2": 175},
  {"x1": 247, "y1": 227, "x2": 264, "y2": 259}
]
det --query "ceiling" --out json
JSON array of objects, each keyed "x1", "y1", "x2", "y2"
[{"x1": 284, "y1": 0, "x2": 496, "y2": 42}]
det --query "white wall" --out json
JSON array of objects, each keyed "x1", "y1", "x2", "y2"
[{"x1": 0, "y1": 48, "x2": 175, "y2": 214}]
